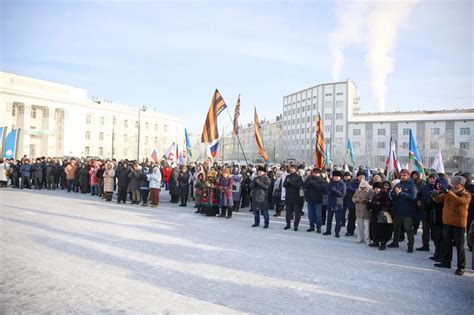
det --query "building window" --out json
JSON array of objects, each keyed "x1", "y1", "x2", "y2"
[
  {"x1": 336, "y1": 101, "x2": 343, "y2": 108},
  {"x1": 402, "y1": 142, "x2": 408, "y2": 149},
  {"x1": 99, "y1": 147, "x2": 103, "y2": 156},
  {"x1": 377, "y1": 142, "x2": 385, "y2": 149},
  {"x1": 325, "y1": 126, "x2": 331, "y2": 133},
  {"x1": 431, "y1": 128, "x2": 440, "y2": 135},
  {"x1": 85, "y1": 131, "x2": 91, "y2": 140},
  {"x1": 366, "y1": 129, "x2": 373, "y2": 136},
  {"x1": 154, "y1": 124, "x2": 158, "y2": 131},
  {"x1": 336, "y1": 92, "x2": 343, "y2": 96},
  {"x1": 325, "y1": 93, "x2": 332, "y2": 97},
  {"x1": 113, "y1": 117, "x2": 117, "y2": 127},
  {"x1": 325, "y1": 114, "x2": 332, "y2": 120},
  {"x1": 336, "y1": 125, "x2": 343, "y2": 132},
  {"x1": 430, "y1": 142, "x2": 438, "y2": 149},
  {"x1": 86, "y1": 115, "x2": 91, "y2": 124},
  {"x1": 164, "y1": 125, "x2": 168, "y2": 133},
  {"x1": 31, "y1": 108, "x2": 37, "y2": 119},
  {"x1": 100, "y1": 116, "x2": 105, "y2": 125},
  {"x1": 377, "y1": 156, "x2": 386, "y2": 163},
  {"x1": 325, "y1": 101, "x2": 332, "y2": 108},
  {"x1": 460, "y1": 142, "x2": 469, "y2": 150},
  {"x1": 377, "y1": 129, "x2": 386, "y2": 136},
  {"x1": 29, "y1": 144, "x2": 36, "y2": 157},
  {"x1": 353, "y1": 142, "x2": 360, "y2": 148},
  {"x1": 99, "y1": 132, "x2": 104, "y2": 141},
  {"x1": 353, "y1": 129, "x2": 361, "y2": 136},
  {"x1": 85, "y1": 146, "x2": 90, "y2": 155},
  {"x1": 145, "y1": 136, "x2": 148, "y2": 144},
  {"x1": 12, "y1": 106, "x2": 16, "y2": 116},
  {"x1": 135, "y1": 121, "x2": 139, "y2": 129},
  {"x1": 123, "y1": 134, "x2": 128, "y2": 141},
  {"x1": 124, "y1": 120, "x2": 128, "y2": 128},
  {"x1": 391, "y1": 129, "x2": 397, "y2": 136},
  {"x1": 403, "y1": 128, "x2": 410, "y2": 135},
  {"x1": 460, "y1": 128, "x2": 470, "y2": 135},
  {"x1": 336, "y1": 113, "x2": 343, "y2": 120}
]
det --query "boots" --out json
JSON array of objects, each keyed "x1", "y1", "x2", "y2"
[
  {"x1": 274, "y1": 210, "x2": 281, "y2": 217},
  {"x1": 226, "y1": 208, "x2": 233, "y2": 219},
  {"x1": 233, "y1": 204, "x2": 240, "y2": 213}
]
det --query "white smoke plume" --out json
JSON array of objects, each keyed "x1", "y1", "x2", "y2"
[
  {"x1": 330, "y1": 0, "x2": 417, "y2": 112},
  {"x1": 366, "y1": 1, "x2": 417, "y2": 112},
  {"x1": 330, "y1": 2, "x2": 369, "y2": 81}
]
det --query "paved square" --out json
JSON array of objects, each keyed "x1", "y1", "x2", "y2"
[{"x1": 1, "y1": 189, "x2": 472, "y2": 314}]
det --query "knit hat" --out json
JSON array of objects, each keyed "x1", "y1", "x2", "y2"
[
  {"x1": 333, "y1": 170, "x2": 342, "y2": 177},
  {"x1": 257, "y1": 165, "x2": 267, "y2": 173},
  {"x1": 373, "y1": 175, "x2": 382, "y2": 183},
  {"x1": 451, "y1": 175, "x2": 466, "y2": 186},
  {"x1": 356, "y1": 170, "x2": 366, "y2": 177},
  {"x1": 373, "y1": 182, "x2": 383, "y2": 189},
  {"x1": 343, "y1": 171, "x2": 352, "y2": 177},
  {"x1": 427, "y1": 173, "x2": 437, "y2": 179},
  {"x1": 359, "y1": 180, "x2": 370, "y2": 188}
]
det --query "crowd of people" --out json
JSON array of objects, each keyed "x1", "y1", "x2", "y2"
[{"x1": 1, "y1": 156, "x2": 473, "y2": 276}]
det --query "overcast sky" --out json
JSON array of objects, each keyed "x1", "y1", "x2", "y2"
[{"x1": 2, "y1": 0, "x2": 472, "y2": 134}]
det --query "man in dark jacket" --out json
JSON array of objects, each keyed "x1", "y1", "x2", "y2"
[
  {"x1": 388, "y1": 169, "x2": 417, "y2": 253},
  {"x1": 416, "y1": 173, "x2": 437, "y2": 251},
  {"x1": 250, "y1": 166, "x2": 272, "y2": 228},
  {"x1": 303, "y1": 168, "x2": 327, "y2": 233},
  {"x1": 283, "y1": 165, "x2": 303, "y2": 231},
  {"x1": 116, "y1": 163, "x2": 130, "y2": 204},
  {"x1": 323, "y1": 170, "x2": 346, "y2": 237},
  {"x1": 20, "y1": 159, "x2": 32, "y2": 189},
  {"x1": 45, "y1": 158, "x2": 56, "y2": 190},
  {"x1": 31, "y1": 158, "x2": 44, "y2": 190},
  {"x1": 345, "y1": 170, "x2": 365, "y2": 236}
]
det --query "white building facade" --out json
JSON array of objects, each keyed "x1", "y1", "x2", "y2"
[
  {"x1": 0, "y1": 71, "x2": 184, "y2": 160},
  {"x1": 282, "y1": 80, "x2": 474, "y2": 173}
]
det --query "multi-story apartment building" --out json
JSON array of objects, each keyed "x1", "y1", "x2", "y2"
[{"x1": 0, "y1": 71, "x2": 184, "y2": 160}]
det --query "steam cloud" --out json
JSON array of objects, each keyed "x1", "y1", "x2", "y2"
[{"x1": 330, "y1": 1, "x2": 417, "y2": 112}]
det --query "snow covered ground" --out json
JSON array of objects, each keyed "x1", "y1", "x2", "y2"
[{"x1": 1, "y1": 188, "x2": 472, "y2": 314}]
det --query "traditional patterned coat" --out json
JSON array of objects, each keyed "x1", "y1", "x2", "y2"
[{"x1": 219, "y1": 176, "x2": 234, "y2": 207}]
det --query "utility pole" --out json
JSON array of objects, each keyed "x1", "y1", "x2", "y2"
[
  {"x1": 137, "y1": 105, "x2": 147, "y2": 161},
  {"x1": 221, "y1": 126, "x2": 225, "y2": 163}
]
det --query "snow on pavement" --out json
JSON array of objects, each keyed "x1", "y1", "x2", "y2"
[{"x1": 1, "y1": 188, "x2": 472, "y2": 314}]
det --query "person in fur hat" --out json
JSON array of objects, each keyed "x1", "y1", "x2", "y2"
[
  {"x1": 218, "y1": 168, "x2": 234, "y2": 218},
  {"x1": 250, "y1": 165, "x2": 272, "y2": 228},
  {"x1": 323, "y1": 170, "x2": 346, "y2": 237},
  {"x1": 201, "y1": 170, "x2": 220, "y2": 216},
  {"x1": 353, "y1": 180, "x2": 374, "y2": 244}
]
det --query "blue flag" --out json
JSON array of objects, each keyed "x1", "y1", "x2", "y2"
[
  {"x1": 408, "y1": 129, "x2": 426, "y2": 179},
  {"x1": 3, "y1": 128, "x2": 20, "y2": 159},
  {"x1": 347, "y1": 138, "x2": 355, "y2": 166},
  {"x1": 0, "y1": 126, "x2": 7, "y2": 156},
  {"x1": 185, "y1": 128, "x2": 192, "y2": 158}
]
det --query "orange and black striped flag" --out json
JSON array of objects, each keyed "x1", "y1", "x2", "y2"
[
  {"x1": 233, "y1": 95, "x2": 240, "y2": 135},
  {"x1": 315, "y1": 114, "x2": 326, "y2": 169},
  {"x1": 201, "y1": 89, "x2": 227, "y2": 143},
  {"x1": 254, "y1": 106, "x2": 268, "y2": 161}
]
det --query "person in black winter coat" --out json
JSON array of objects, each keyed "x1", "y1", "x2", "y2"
[
  {"x1": 323, "y1": 170, "x2": 346, "y2": 237},
  {"x1": 45, "y1": 158, "x2": 56, "y2": 190},
  {"x1": 178, "y1": 166, "x2": 191, "y2": 207},
  {"x1": 283, "y1": 165, "x2": 304, "y2": 231},
  {"x1": 250, "y1": 166, "x2": 272, "y2": 228},
  {"x1": 367, "y1": 182, "x2": 392, "y2": 250},
  {"x1": 116, "y1": 163, "x2": 130, "y2": 204},
  {"x1": 302, "y1": 168, "x2": 327, "y2": 233},
  {"x1": 416, "y1": 174, "x2": 437, "y2": 251},
  {"x1": 32, "y1": 159, "x2": 44, "y2": 190}
]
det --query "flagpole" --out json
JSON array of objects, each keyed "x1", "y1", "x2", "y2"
[{"x1": 224, "y1": 106, "x2": 249, "y2": 166}]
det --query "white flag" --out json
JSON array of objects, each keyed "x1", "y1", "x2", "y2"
[{"x1": 431, "y1": 149, "x2": 445, "y2": 174}]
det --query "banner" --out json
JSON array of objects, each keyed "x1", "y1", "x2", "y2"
[{"x1": 3, "y1": 128, "x2": 20, "y2": 159}]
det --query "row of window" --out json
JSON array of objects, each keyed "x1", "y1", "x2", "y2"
[
  {"x1": 85, "y1": 131, "x2": 159, "y2": 144},
  {"x1": 85, "y1": 115, "x2": 169, "y2": 132},
  {"x1": 350, "y1": 141, "x2": 470, "y2": 150},
  {"x1": 284, "y1": 125, "x2": 345, "y2": 136},
  {"x1": 284, "y1": 91, "x2": 345, "y2": 105},
  {"x1": 352, "y1": 127, "x2": 471, "y2": 137}
]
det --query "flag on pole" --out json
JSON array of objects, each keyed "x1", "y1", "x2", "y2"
[
  {"x1": 207, "y1": 140, "x2": 220, "y2": 159},
  {"x1": 408, "y1": 128, "x2": 426, "y2": 179},
  {"x1": 233, "y1": 94, "x2": 240, "y2": 135},
  {"x1": 178, "y1": 150, "x2": 184, "y2": 166},
  {"x1": 185, "y1": 128, "x2": 192, "y2": 158},
  {"x1": 150, "y1": 149, "x2": 158, "y2": 162},
  {"x1": 347, "y1": 138, "x2": 355, "y2": 166},
  {"x1": 0, "y1": 126, "x2": 7, "y2": 157},
  {"x1": 3, "y1": 128, "x2": 20, "y2": 159},
  {"x1": 254, "y1": 106, "x2": 268, "y2": 161},
  {"x1": 201, "y1": 89, "x2": 227, "y2": 143},
  {"x1": 386, "y1": 139, "x2": 400, "y2": 181},
  {"x1": 365, "y1": 162, "x2": 370, "y2": 181},
  {"x1": 431, "y1": 149, "x2": 445, "y2": 174},
  {"x1": 161, "y1": 142, "x2": 176, "y2": 163},
  {"x1": 314, "y1": 114, "x2": 326, "y2": 169}
]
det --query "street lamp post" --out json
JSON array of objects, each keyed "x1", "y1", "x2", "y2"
[{"x1": 137, "y1": 105, "x2": 147, "y2": 161}]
